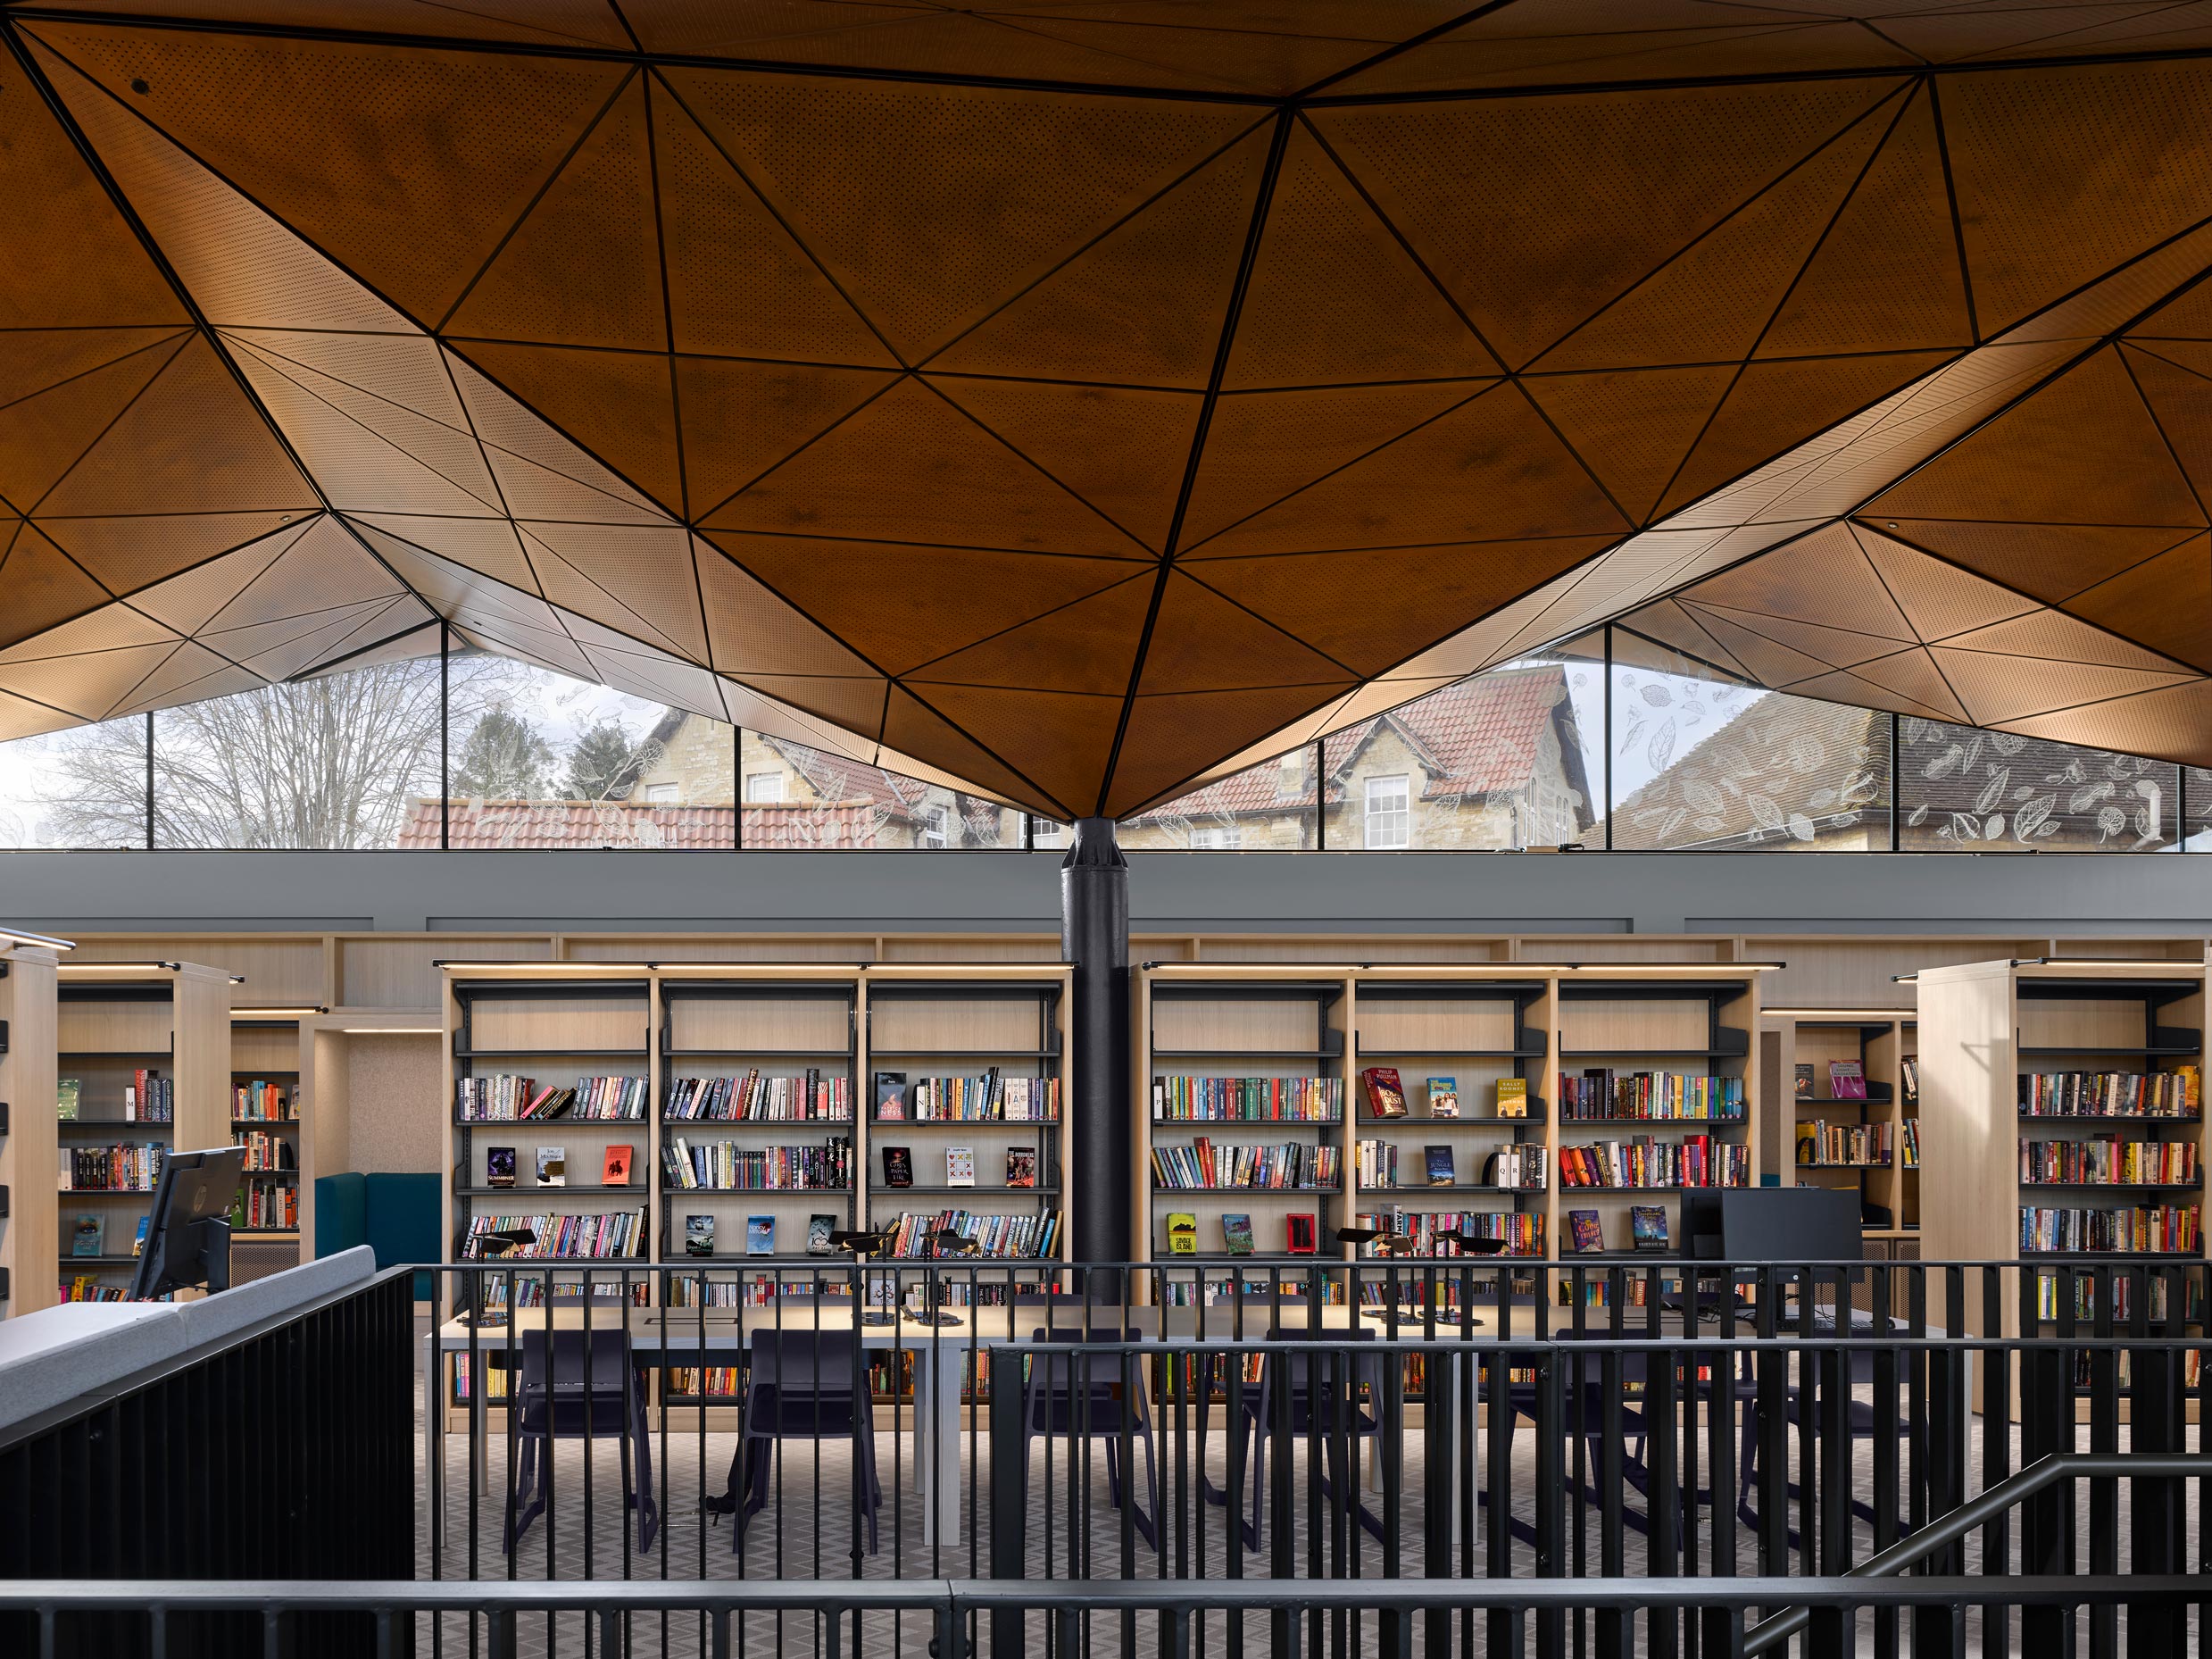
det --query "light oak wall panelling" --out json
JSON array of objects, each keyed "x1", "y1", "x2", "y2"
[
  {"x1": 569, "y1": 936, "x2": 874, "y2": 963},
  {"x1": 1130, "y1": 936, "x2": 1201, "y2": 963},
  {"x1": 61, "y1": 935, "x2": 330, "y2": 1007},
  {"x1": 57, "y1": 995, "x2": 173, "y2": 1057},
  {"x1": 1559, "y1": 998, "x2": 1710, "y2": 1055},
  {"x1": 170, "y1": 967, "x2": 236, "y2": 1156},
  {"x1": 0, "y1": 945, "x2": 62, "y2": 1316},
  {"x1": 668, "y1": 994, "x2": 852, "y2": 1055},
  {"x1": 1917, "y1": 961, "x2": 2025, "y2": 1366},
  {"x1": 229, "y1": 1023, "x2": 300, "y2": 1075},
  {"x1": 1196, "y1": 938, "x2": 1509, "y2": 963},
  {"x1": 467, "y1": 995, "x2": 651, "y2": 1056},
  {"x1": 1518, "y1": 938, "x2": 1731, "y2": 964},
  {"x1": 1745, "y1": 937, "x2": 2046, "y2": 1012},
  {"x1": 877, "y1": 935, "x2": 1062, "y2": 963},
  {"x1": 868, "y1": 995, "x2": 1047, "y2": 1057},
  {"x1": 340, "y1": 936, "x2": 553, "y2": 1010}
]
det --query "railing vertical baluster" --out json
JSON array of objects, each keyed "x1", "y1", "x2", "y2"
[
  {"x1": 1422, "y1": 1346, "x2": 1452, "y2": 1659},
  {"x1": 2130, "y1": 1263, "x2": 2183, "y2": 1653},
  {"x1": 1596, "y1": 1343, "x2": 1625, "y2": 1659},
  {"x1": 990, "y1": 1333, "x2": 1026, "y2": 1659},
  {"x1": 1871, "y1": 1262, "x2": 1900, "y2": 1659},
  {"x1": 1534, "y1": 1347, "x2": 1565, "y2": 1659},
  {"x1": 1646, "y1": 1338, "x2": 1678, "y2": 1659},
  {"x1": 1698, "y1": 1605, "x2": 1743, "y2": 1659},
  {"x1": 2088, "y1": 1265, "x2": 2119, "y2": 1659}
]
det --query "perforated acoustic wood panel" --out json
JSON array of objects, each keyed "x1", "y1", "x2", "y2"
[{"x1": 11, "y1": 3, "x2": 2212, "y2": 815}]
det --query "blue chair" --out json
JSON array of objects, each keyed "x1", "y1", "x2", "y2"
[
  {"x1": 505, "y1": 1328, "x2": 658, "y2": 1553},
  {"x1": 1023, "y1": 1326, "x2": 1160, "y2": 1548},
  {"x1": 733, "y1": 1330, "x2": 882, "y2": 1554}
]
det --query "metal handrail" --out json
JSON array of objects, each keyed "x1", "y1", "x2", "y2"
[{"x1": 1742, "y1": 1452, "x2": 2212, "y2": 1655}]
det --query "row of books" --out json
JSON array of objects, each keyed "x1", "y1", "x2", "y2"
[
  {"x1": 1353, "y1": 1209, "x2": 1546, "y2": 1257},
  {"x1": 1151, "y1": 1076, "x2": 1343, "y2": 1121},
  {"x1": 231, "y1": 1184, "x2": 297, "y2": 1230},
  {"x1": 70, "y1": 1213, "x2": 147, "y2": 1256},
  {"x1": 665, "y1": 1071, "x2": 852, "y2": 1122},
  {"x1": 1357, "y1": 1069, "x2": 1527, "y2": 1120},
  {"x1": 2019, "y1": 1070, "x2": 2200, "y2": 1117},
  {"x1": 59, "y1": 1144, "x2": 163, "y2": 1191},
  {"x1": 877, "y1": 1071, "x2": 1060, "y2": 1121},
  {"x1": 1902, "y1": 1119, "x2": 1920, "y2": 1167},
  {"x1": 2018, "y1": 1205, "x2": 2201, "y2": 1255},
  {"x1": 1795, "y1": 1121, "x2": 1893, "y2": 1166},
  {"x1": 1792, "y1": 1061, "x2": 1870, "y2": 1100},
  {"x1": 456, "y1": 1075, "x2": 650, "y2": 1121},
  {"x1": 881, "y1": 1208, "x2": 1060, "y2": 1259},
  {"x1": 2021, "y1": 1138, "x2": 2200, "y2": 1186},
  {"x1": 682, "y1": 1213, "x2": 836, "y2": 1255},
  {"x1": 1565, "y1": 1205, "x2": 1672, "y2": 1255},
  {"x1": 1559, "y1": 1135, "x2": 1750, "y2": 1188},
  {"x1": 237, "y1": 1130, "x2": 296, "y2": 1172},
  {"x1": 232, "y1": 1081, "x2": 293, "y2": 1121},
  {"x1": 1557, "y1": 1071, "x2": 1746, "y2": 1121},
  {"x1": 661, "y1": 1137, "x2": 852, "y2": 1190},
  {"x1": 880, "y1": 1144, "x2": 1041, "y2": 1188},
  {"x1": 56, "y1": 1072, "x2": 172, "y2": 1123},
  {"x1": 59, "y1": 1278, "x2": 131, "y2": 1302},
  {"x1": 2031, "y1": 1269, "x2": 2192, "y2": 1321},
  {"x1": 1151, "y1": 1138, "x2": 1340, "y2": 1190},
  {"x1": 1163, "y1": 1211, "x2": 1318, "y2": 1255},
  {"x1": 462, "y1": 1211, "x2": 648, "y2": 1259}
]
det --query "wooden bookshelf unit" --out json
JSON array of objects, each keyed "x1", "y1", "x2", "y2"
[
  {"x1": 53, "y1": 961, "x2": 232, "y2": 1303},
  {"x1": 1135, "y1": 963, "x2": 1767, "y2": 1265},
  {"x1": 229, "y1": 1009, "x2": 313, "y2": 1278},
  {"x1": 1766, "y1": 1008, "x2": 1919, "y2": 1232},
  {"x1": 0, "y1": 938, "x2": 62, "y2": 1316},
  {"x1": 437, "y1": 961, "x2": 1070, "y2": 1422},
  {"x1": 1918, "y1": 958, "x2": 2208, "y2": 1406}
]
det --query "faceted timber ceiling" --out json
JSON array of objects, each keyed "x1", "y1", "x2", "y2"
[{"x1": 12, "y1": 8, "x2": 2212, "y2": 819}]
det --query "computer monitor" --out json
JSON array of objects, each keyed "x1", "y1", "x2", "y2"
[
  {"x1": 1719, "y1": 1187, "x2": 1863, "y2": 1264},
  {"x1": 128, "y1": 1146, "x2": 245, "y2": 1301}
]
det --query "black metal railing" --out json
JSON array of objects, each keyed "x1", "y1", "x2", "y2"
[
  {"x1": 7, "y1": 1256, "x2": 2208, "y2": 1656},
  {"x1": 0, "y1": 1265, "x2": 418, "y2": 1659},
  {"x1": 1, "y1": 1571, "x2": 2203, "y2": 1659}
]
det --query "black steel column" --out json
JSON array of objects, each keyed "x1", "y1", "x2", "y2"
[{"x1": 1061, "y1": 816, "x2": 1131, "y2": 1269}]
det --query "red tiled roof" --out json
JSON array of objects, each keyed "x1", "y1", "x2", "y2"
[
  {"x1": 398, "y1": 799, "x2": 899, "y2": 849},
  {"x1": 1130, "y1": 667, "x2": 1580, "y2": 821}
]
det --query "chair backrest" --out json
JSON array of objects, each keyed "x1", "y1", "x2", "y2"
[
  {"x1": 516, "y1": 1329, "x2": 635, "y2": 1433},
  {"x1": 1262, "y1": 1325, "x2": 1382, "y2": 1407},
  {"x1": 748, "y1": 1328, "x2": 861, "y2": 1397}
]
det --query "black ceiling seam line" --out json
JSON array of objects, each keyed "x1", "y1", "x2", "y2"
[
  {"x1": 2113, "y1": 342, "x2": 2212, "y2": 529},
  {"x1": 1924, "y1": 76, "x2": 1980, "y2": 346},
  {"x1": 15, "y1": 8, "x2": 2212, "y2": 105},
  {"x1": 889, "y1": 568, "x2": 1154, "y2": 683},
  {"x1": 1093, "y1": 106, "x2": 1295, "y2": 818},
  {"x1": 1290, "y1": 1, "x2": 1517, "y2": 100},
  {"x1": 678, "y1": 371, "x2": 911, "y2": 528}
]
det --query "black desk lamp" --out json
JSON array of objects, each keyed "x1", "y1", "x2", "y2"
[
  {"x1": 474, "y1": 1226, "x2": 539, "y2": 1259},
  {"x1": 829, "y1": 1230, "x2": 898, "y2": 1326},
  {"x1": 1431, "y1": 1230, "x2": 1510, "y2": 1255},
  {"x1": 1337, "y1": 1224, "x2": 1415, "y2": 1257},
  {"x1": 903, "y1": 1228, "x2": 978, "y2": 1325}
]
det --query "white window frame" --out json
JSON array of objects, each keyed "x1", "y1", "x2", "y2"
[
  {"x1": 643, "y1": 783, "x2": 678, "y2": 804},
  {"x1": 1365, "y1": 774, "x2": 1410, "y2": 849},
  {"x1": 744, "y1": 771, "x2": 786, "y2": 804},
  {"x1": 922, "y1": 804, "x2": 948, "y2": 848},
  {"x1": 1190, "y1": 824, "x2": 1242, "y2": 850}
]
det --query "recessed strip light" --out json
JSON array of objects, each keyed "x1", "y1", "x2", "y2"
[
  {"x1": 341, "y1": 1027, "x2": 442, "y2": 1034},
  {"x1": 58, "y1": 960, "x2": 185, "y2": 973},
  {"x1": 231, "y1": 1006, "x2": 326, "y2": 1019},
  {"x1": 0, "y1": 926, "x2": 75, "y2": 951},
  {"x1": 1765, "y1": 1007, "x2": 1913, "y2": 1021}
]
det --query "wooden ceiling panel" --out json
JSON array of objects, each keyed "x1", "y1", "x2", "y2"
[
  {"x1": 1222, "y1": 120, "x2": 1496, "y2": 390},
  {"x1": 13, "y1": 16, "x2": 2212, "y2": 800},
  {"x1": 703, "y1": 531, "x2": 1137, "y2": 677}
]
